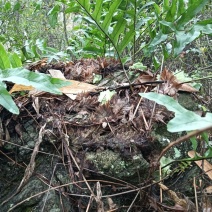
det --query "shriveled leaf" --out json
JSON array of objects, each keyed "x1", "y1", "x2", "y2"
[
  {"x1": 0, "y1": 81, "x2": 19, "y2": 114},
  {"x1": 0, "y1": 68, "x2": 71, "y2": 95},
  {"x1": 160, "y1": 69, "x2": 198, "y2": 94},
  {"x1": 188, "y1": 150, "x2": 212, "y2": 180},
  {"x1": 139, "y1": 92, "x2": 212, "y2": 132},
  {"x1": 9, "y1": 84, "x2": 34, "y2": 94},
  {"x1": 204, "y1": 186, "x2": 212, "y2": 194},
  {"x1": 48, "y1": 69, "x2": 98, "y2": 94},
  {"x1": 60, "y1": 80, "x2": 97, "y2": 94}
]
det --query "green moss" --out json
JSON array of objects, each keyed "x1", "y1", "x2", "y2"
[{"x1": 86, "y1": 150, "x2": 149, "y2": 180}]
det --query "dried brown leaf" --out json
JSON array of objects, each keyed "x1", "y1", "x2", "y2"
[
  {"x1": 107, "y1": 197, "x2": 117, "y2": 210},
  {"x1": 160, "y1": 69, "x2": 198, "y2": 95},
  {"x1": 188, "y1": 150, "x2": 212, "y2": 180},
  {"x1": 204, "y1": 185, "x2": 212, "y2": 194}
]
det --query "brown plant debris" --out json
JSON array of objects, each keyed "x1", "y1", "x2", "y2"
[{"x1": 1, "y1": 58, "x2": 208, "y2": 211}]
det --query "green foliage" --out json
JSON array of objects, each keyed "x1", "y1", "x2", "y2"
[
  {"x1": 139, "y1": 92, "x2": 212, "y2": 132},
  {"x1": 129, "y1": 62, "x2": 147, "y2": 71},
  {"x1": 1, "y1": 0, "x2": 211, "y2": 65},
  {"x1": 140, "y1": 92, "x2": 212, "y2": 164},
  {"x1": 48, "y1": 4, "x2": 61, "y2": 28},
  {"x1": 141, "y1": 0, "x2": 211, "y2": 60},
  {"x1": 60, "y1": 0, "x2": 212, "y2": 65},
  {"x1": 161, "y1": 156, "x2": 192, "y2": 176},
  {"x1": 66, "y1": 18, "x2": 106, "y2": 58},
  {"x1": 0, "y1": 81, "x2": 19, "y2": 114},
  {"x1": 0, "y1": 43, "x2": 12, "y2": 69},
  {"x1": 0, "y1": 0, "x2": 66, "y2": 51},
  {"x1": 69, "y1": 0, "x2": 135, "y2": 60},
  {"x1": 0, "y1": 43, "x2": 71, "y2": 114},
  {"x1": 21, "y1": 39, "x2": 69, "y2": 62}
]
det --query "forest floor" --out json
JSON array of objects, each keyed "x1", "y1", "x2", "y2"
[{"x1": 0, "y1": 57, "x2": 212, "y2": 211}]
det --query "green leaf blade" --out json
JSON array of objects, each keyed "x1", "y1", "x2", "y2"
[
  {"x1": 9, "y1": 53, "x2": 22, "y2": 68},
  {"x1": 0, "y1": 68, "x2": 71, "y2": 95},
  {"x1": 176, "y1": 0, "x2": 209, "y2": 29},
  {"x1": 0, "y1": 43, "x2": 11, "y2": 70},
  {"x1": 174, "y1": 28, "x2": 200, "y2": 56},
  {"x1": 75, "y1": 0, "x2": 90, "y2": 11},
  {"x1": 139, "y1": 92, "x2": 212, "y2": 132},
  {"x1": 92, "y1": 0, "x2": 103, "y2": 23},
  {"x1": 165, "y1": 0, "x2": 177, "y2": 22},
  {"x1": 117, "y1": 27, "x2": 135, "y2": 53},
  {"x1": 111, "y1": 18, "x2": 127, "y2": 45},
  {"x1": 102, "y1": 0, "x2": 122, "y2": 32},
  {"x1": 0, "y1": 81, "x2": 19, "y2": 114}
]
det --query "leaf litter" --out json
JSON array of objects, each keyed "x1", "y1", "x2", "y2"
[{"x1": 1, "y1": 57, "x2": 210, "y2": 211}]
